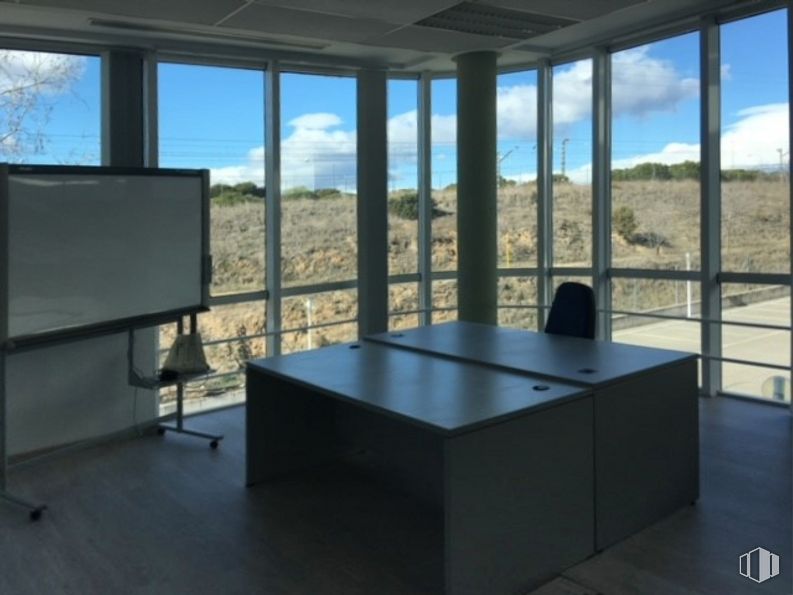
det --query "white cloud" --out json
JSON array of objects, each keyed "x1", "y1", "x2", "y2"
[
  {"x1": 210, "y1": 44, "x2": 708, "y2": 188},
  {"x1": 564, "y1": 102, "x2": 790, "y2": 183},
  {"x1": 611, "y1": 46, "x2": 698, "y2": 117},
  {"x1": 288, "y1": 112, "x2": 341, "y2": 130},
  {"x1": 497, "y1": 84, "x2": 537, "y2": 139},
  {"x1": 497, "y1": 48, "x2": 698, "y2": 141},
  {"x1": 0, "y1": 50, "x2": 86, "y2": 95},
  {"x1": 722, "y1": 103, "x2": 788, "y2": 168},
  {"x1": 211, "y1": 113, "x2": 357, "y2": 189}
]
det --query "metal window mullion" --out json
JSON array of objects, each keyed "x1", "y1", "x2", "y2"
[
  {"x1": 537, "y1": 61, "x2": 554, "y2": 331},
  {"x1": 418, "y1": 72, "x2": 433, "y2": 326},
  {"x1": 143, "y1": 52, "x2": 159, "y2": 168},
  {"x1": 265, "y1": 62, "x2": 282, "y2": 356},
  {"x1": 592, "y1": 48, "x2": 612, "y2": 341},
  {"x1": 789, "y1": 5, "x2": 793, "y2": 414},
  {"x1": 700, "y1": 19, "x2": 722, "y2": 396}
]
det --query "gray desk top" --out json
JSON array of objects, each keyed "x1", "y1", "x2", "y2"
[
  {"x1": 366, "y1": 321, "x2": 697, "y2": 388},
  {"x1": 247, "y1": 341, "x2": 589, "y2": 436}
]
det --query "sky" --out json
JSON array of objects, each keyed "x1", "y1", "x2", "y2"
[{"x1": 0, "y1": 8, "x2": 788, "y2": 189}]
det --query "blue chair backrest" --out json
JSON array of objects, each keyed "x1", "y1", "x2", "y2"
[{"x1": 544, "y1": 282, "x2": 596, "y2": 339}]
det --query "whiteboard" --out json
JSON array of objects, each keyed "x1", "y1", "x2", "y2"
[{"x1": 4, "y1": 168, "x2": 207, "y2": 341}]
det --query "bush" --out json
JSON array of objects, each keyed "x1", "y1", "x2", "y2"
[
  {"x1": 283, "y1": 186, "x2": 318, "y2": 199},
  {"x1": 210, "y1": 182, "x2": 264, "y2": 198},
  {"x1": 212, "y1": 191, "x2": 258, "y2": 207},
  {"x1": 613, "y1": 206, "x2": 638, "y2": 242},
  {"x1": 388, "y1": 192, "x2": 447, "y2": 220}
]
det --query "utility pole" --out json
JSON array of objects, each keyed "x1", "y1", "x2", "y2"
[
  {"x1": 777, "y1": 148, "x2": 788, "y2": 181},
  {"x1": 561, "y1": 138, "x2": 570, "y2": 178},
  {"x1": 496, "y1": 145, "x2": 518, "y2": 186}
]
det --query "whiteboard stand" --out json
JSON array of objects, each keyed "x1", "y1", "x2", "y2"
[
  {"x1": 128, "y1": 315, "x2": 223, "y2": 449},
  {"x1": 0, "y1": 351, "x2": 47, "y2": 521}
]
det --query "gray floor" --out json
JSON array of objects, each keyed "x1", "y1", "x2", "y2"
[{"x1": 0, "y1": 398, "x2": 790, "y2": 595}]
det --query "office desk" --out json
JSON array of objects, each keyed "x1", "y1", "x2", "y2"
[
  {"x1": 367, "y1": 321, "x2": 699, "y2": 550},
  {"x1": 247, "y1": 341, "x2": 594, "y2": 595}
]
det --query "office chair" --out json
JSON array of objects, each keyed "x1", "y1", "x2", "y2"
[{"x1": 544, "y1": 282, "x2": 596, "y2": 339}]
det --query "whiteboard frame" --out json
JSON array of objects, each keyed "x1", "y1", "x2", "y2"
[{"x1": 0, "y1": 164, "x2": 210, "y2": 352}]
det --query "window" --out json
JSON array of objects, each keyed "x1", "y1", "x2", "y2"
[
  {"x1": 0, "y1": 49, "x2": 100, "y2": 164},
  {"x1": 497, "y1": 70, "x2": 538, "y2": 270},
  {"x1": 431, "y1": 78, "x2": 458, "y2": 275},
  {"x1": 281, "y1": 289, "x2": 357, "y2": 354},
  {"x1": 717, "y1": 9, "x2": 790, "y2": 402},
  {"x1": 721, "y1": 10, "x2": 789, "y2": 274},
  {"x1": 158, "y1": 62, "x2": 266, "y2": 411},
  {"x1": 611, "y1": 34, "x2": 701, "y2": 270},
  {"x1": 159, "y1": 63, "x2": 265, "y2": 296},
  {"x1": 387, "y1": 78, "x2": 421, "y2": 330},
  {"x1": 280, "y1": 73, "x2": 357, "y2": 289},
  {"x1": 279, "y1": 72, "x2": 358, "y2": 351},
  {"x1": 553, "y1": 59, "x2": 593, "y2": 267}
]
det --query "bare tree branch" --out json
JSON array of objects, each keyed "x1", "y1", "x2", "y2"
[{"x1": 0, "y1": 50, "x2": 84, "y2": 160}]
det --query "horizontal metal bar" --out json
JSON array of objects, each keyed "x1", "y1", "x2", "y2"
[
  {"x1": 497, "y1": 268, "x2": 539, "y2": 277},
  {"x1": 607, "y1": 308, "x2": 790, "y2": 332},
  {"x1": 609, "y1": 268, "x2": 699, "y2": 281},
  {"x1": 281, "y1": 279, "x2": 358, "y2": 297},
  {"x1": 550, "y1": 267, "x2": 594, "y2": 278},
  {"x1": 497, "y1": 304, "x2": 541, "y2": 310},
  {"x1": 209, "y1": 290, "x2": 268, "y2": 306},
  {"x1": 387, "y1": 273, "x2": 421, "y2": 284},
  {"x1": 701, "y1": 355, "x2": 791, "y2": 372},
  {"x1": 430, "y1": 270, "x2": 458, "y2": 281},
  {"x1": 388, "y1": 308, "x2": 429, "y2": 317},
  {"x1": 718, "y1": 272, "x2": 791, "y2": 285}
]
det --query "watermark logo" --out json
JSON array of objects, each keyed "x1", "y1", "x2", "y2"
[{"x1": 739, "y1": 547, "x2": 779, "y2": 583}]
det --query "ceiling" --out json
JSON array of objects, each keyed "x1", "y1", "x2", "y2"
[{"x1": 0, "y1": 0, "x2": 756, "y2": 70}]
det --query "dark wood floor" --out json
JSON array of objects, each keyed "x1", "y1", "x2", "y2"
[{"x1": 0, "y1": 397, "x2": 789, "y2": 595}]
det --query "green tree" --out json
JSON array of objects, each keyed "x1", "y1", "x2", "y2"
[
  {"x1": 0, "y1": 50, "x2": 84, "y2": 160},
  {"x1": 613, "y1": 206, "x2": 638, "y2": 242},
  {"x1": 388, "y1": 192, "x2": 447, "y2": 220}
]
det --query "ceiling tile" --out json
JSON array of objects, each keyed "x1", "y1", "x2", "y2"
[
  {"x1": 221, "y1": 4, "x2": 399, "y2": 43},
  {"x1": 478, "y1": 0, "x2": 649, "y2": 21},
  {"x1": 365, "y1": 25, "x2": 514, "y2": 54},
  {"x1": 19, "y1": 0, "x2": 247, "y2": 26},
  {"x1": 251, "y1": 0, "x2": 460, "y2": 25}
]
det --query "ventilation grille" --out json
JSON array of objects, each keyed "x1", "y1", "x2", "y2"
[{"x1": 415, "y1": 2, "x2": 579, "y2": 40}]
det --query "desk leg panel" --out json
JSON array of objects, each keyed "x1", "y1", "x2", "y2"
[
  {"x1": 246, "y1": 369, "x2": 338, "y2": 485},
  {"x1": 595, "y1": 359, "x2": 699, "y2": 549},
  {"x1": 444, "y1": 398, "x2": 594, "y2": 595}
]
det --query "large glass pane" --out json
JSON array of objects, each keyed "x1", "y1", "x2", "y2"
[
  {"x1": 723, "y1": 362, "x2": 790, "y2": 402},
  {"x1": 612, "y1": 278, "x2": 701, "y2": 316},
  {"x1": 611, "y1": 34, "x2": 701, "y2": 270},
  {"x1": 721, "y1": 10, "x2": 790, "y2": 274},
  {"x1": 280, "y1": 73, "x2": 357, "y2": 287},
  {"x1": 432, "y1": 279, "x2": 458, "y2": 323},
  {"x1": 498, "y1": 276, "x2": 538, "y2": 330},
  {"x1": 0, "y1": 49, "x2": 100, "y2": 164},
  {"x1": 721, "y1": 283, "x2": 790, "y2": 326},
  {"x1": 497, "y1": 70, "x2": 538, "y2": 269},
  {"x1": 612, "y1": 278, "x2": 701, "y2": 354},
  {"x1": 389, "y1": 282, "x2": 420, "y2": 331},
  {"x1": 158, "y1": 63, "x2": 265, "y2": 296},
  {"x1": 553, "y1": 60, "x2": 592, "y2": 267},
  {"x1": 431, "y1": 78, "x2": 457, "y2": 273},
  {"x1": 281, "y1": 289, "x2": 358, "y2": 354},
  {"x1": 388, "y1": 78, "x2": 419, "y2": 277},
  {"x1": 159, "y1": 302, "x2": 266, "y2": 415},
  {"x1": 613, "y1": 316, "x2": 701, "y2": 353}
]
